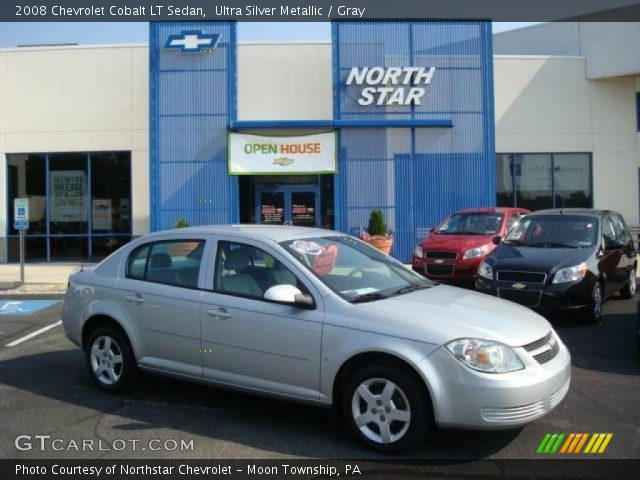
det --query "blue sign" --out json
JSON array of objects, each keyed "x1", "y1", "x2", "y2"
[
  {"x1": 0, "y1": 300, "x2": 60, "y2": 315},
  {"x1": 14, "y1": 220, "x2": 29, "y2": 230},
  {"x1": 164, "y1": 30, "x2": 221, "y2": 53}
]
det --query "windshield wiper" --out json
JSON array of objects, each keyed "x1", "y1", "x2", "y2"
[
  {"x1": 530, "y1": 242, "x2": 579, "y2": 249},
  {"x1": 349, "y1": 292, "x2": 389, "y2": 303},
  {"x1": 504, "y1": 239, "x2": 537, "y2": 247},
  {"x1": 389, "y1": 285, "x2": 430, "y2": 297}
]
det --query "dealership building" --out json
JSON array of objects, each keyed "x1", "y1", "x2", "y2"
[{"x1": 0, "y1": 21, "x2": 638, "y2": 263}]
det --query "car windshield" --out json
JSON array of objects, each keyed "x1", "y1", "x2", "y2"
[
  {"x1": 504, "y1": 215, "x2": 599, "y2": 248},
  {"x1": 280, "y1": 236, "x2": 434, "y2": 303},
  {"x1": 435, "y1": 213, "x2": 504, "y2": 235}
]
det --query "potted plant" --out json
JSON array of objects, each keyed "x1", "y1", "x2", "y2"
[
  {"x1": 360, "y1": 209, "x2": 394, "y2": 255},
  {"x1": 174, "y1": 218, "x2": 189, "y2": 229}
]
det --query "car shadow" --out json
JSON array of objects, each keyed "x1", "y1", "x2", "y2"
[
  {"x1": 546, "y1": 297, "x2": 639, "y2": 376},
  {"x1": 0, "y1": 347, "x2": 518, "y2": 460}
]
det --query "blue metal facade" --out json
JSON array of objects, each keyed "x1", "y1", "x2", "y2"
[
  {"x1": 149, "y1": 21, "x2": 495, "y2": 262},
  {"x1": 333, "y1": 21, "x2": 496, "y2": 261},
  {"x1": 149, "y1": 22, "x2": 237, "y2": 231}
]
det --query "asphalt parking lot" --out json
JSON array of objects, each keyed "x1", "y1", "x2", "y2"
[{"x1": 0, "y1": 293, "x2": 638, "y2": 461}]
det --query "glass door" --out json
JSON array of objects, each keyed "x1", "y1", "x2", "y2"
[{"x1": 255, "y1": 187, "x2": 319, "y2": 227}]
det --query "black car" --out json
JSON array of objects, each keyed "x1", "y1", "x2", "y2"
[{"x1": 476, "y1": 209, "x2": 636, "y2": 322}]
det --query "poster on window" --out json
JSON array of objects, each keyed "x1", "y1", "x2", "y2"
[
  {"x1": 92, "y1": 199, "x2": 112, "y2": 230},
  {"x1": 49, "y1": 171, "x2": 87, "y2": 222}
]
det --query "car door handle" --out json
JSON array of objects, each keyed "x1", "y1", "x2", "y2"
[
  {"x1": 125, "y1": 294, "x2": 146, "y2": 304},
  {"x1": 206, "y1": 308, "x2": 232, "y2": 319}
]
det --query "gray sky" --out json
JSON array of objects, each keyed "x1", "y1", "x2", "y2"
[{"x1": 0, "y1": 22, "x2": 540, "y2": 47}]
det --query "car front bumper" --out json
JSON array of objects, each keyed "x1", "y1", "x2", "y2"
[
  {"x1": 418, "y1": 333, "x2": 571, "y2": 429},
  {"x1": 412, "y1": 255, "x2": 483, "y2": 282}
]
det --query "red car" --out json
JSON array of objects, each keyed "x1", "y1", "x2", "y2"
[{"x1": 412, "y1": 207, "x2": 529, "y2": 283}]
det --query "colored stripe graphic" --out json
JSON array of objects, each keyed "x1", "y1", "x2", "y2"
[{"x1": 538, "y1": 433, "x2": 613, "y2": 454}]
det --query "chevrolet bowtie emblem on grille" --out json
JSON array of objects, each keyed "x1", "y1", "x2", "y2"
[
  {"x1": 512, "y1": 282, "x2": 527, "y2": 289},
  {"x1": 165, "y1": 30, "x2": 221, "y2": 53},
  {"x1": 273, "y1": 157, "x2": 294, "y2": 166},
  {"x1": 434, "y1": 259, "x2": 445, "y2": 264}
]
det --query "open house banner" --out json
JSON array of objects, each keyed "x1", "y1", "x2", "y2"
[{"x1": 228, "y1": 132, "x2": 337, "y2": 175}]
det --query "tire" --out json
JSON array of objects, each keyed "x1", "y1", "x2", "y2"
[
  {"x1": 585, "y1": 282, "x2": 603, "y2": 324},
  {"x1": 619, "y1": 267, "x2": 636, "y2": 299},
  {"x1": 342, "y1": 364, "x2": 432, "y2": 453},
  {"x1": 86, "y1": 326, "x2": 138, "y2": 392}
]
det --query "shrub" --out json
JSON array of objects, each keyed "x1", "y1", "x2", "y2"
[
  {"x1": 174, "y1": 218, "x2": 189, "y2": 229},
  {"x1": 367, "y1": 209, "x2": 388, "y2": 236}
]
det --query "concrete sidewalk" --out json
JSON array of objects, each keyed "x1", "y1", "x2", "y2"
[{"x1": 0, "y1": 263, "x2": 90, "y2": 294}]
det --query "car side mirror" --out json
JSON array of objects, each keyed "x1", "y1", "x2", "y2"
[
  {"x1": 492, "y1": 236, "x2": 502, "y2": 246},
  {"x1": 429, "y1": 227, "x2": 435, "y2": 233},
  {"x1": 264, "y1": 285, "x2": 314, "y2": 309}
]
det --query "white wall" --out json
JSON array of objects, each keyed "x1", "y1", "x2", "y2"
[
  {"x1": 495, "y1": 55, "x2": 640, "y2": 223},
  {"x1": 237, "y1": 42, "x2": 333, "y2": 120},
  {"x1": 0, "y1": 44, "x2": 149, "y2": 261}
]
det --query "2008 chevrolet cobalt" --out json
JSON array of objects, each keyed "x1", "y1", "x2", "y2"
[{"x1": 62, "y1": 225, "x2": 571, "y2": 452}]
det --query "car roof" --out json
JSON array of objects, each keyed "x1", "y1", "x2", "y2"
[
  {"x1": 456, "y1": 207, "x2": 529, "y2": 214},
  {"x1": 146, "y1": 224, "x2": 341, "y2": 243},
  {"x1": 526, "y1": 208, "x2": 614, "y2": 218}
]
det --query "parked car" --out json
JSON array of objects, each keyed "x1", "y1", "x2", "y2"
[
  {"x1": 63, "y1": 225, "x2": 570, "y2": 453},
  {"x1": 476, "y1": 209, "x2": 637, "y2": 323},
  {"x1": 412, "y1": 208, "x2": 529, "y2": 283}
]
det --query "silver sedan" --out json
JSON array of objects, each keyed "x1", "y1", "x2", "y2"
[{"x1": 62, "y1": 225, "x2": 571, "y2": 453}]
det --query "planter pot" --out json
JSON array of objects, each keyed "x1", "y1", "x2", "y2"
[{"x1": 364, "y1": 238, "x2": 394, "y2": 255}]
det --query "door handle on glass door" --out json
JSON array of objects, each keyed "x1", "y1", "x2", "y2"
[
  {"x1": 207, "y1": 308, "x2": 232, "y2": 319},
  {"x1": 125, "y1": 294, "x2": 146, "y2": 304}
]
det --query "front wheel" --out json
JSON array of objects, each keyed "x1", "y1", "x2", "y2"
[
  {"x1": 619, "y1": 268, "x2": 636, "y2": 299},
  {"x1": 585, "y1": 282, "x2": 603, "y2": 324},
  {"x1": 342, "y1": 365, "x2": 432, "y2": 453}
]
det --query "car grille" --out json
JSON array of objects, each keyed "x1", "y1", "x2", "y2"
[
  {"x1": 550, "y1": 380, "x2": 571, "y2": 409},
  {"x1": 497, "y1": 288, "x2": 542, "y2": 307},
  {"x1": 497, "y1": 271, "x2": 547, "y2": 284},
  {"x1": 426, "y1": 264, "x2": 455, "y2": 276},
  {"x1": 425, "y1": 251, "x2": 457, "y2": 259},
  {"x1": 481, "y1": 400, "x2": 546, "y2": 423},
  {"x1": 522, "y1": 331, "x2": 560, "y2": 364}
]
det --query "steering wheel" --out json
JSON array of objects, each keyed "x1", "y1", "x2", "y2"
[{"x1": 348, "y1": 268, "x2": 365, "y2": 279}]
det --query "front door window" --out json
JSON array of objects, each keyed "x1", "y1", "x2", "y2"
[{"x1": 256, "y1": 188, "x2": 319, "y2": 227}]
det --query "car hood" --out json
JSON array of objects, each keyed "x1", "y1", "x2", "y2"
[
  {"x1": 354, "y1": 284, "x2": 551, "y2": 347},
  {"x1": 490, "y1": 244, "x2": 591, "y2": 273},
  {"x1": 420, "y1": 234, "x2": 494, "y2": 252}
]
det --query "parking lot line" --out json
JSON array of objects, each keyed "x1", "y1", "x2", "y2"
[{"x1": 5, "y1": 320, "x2": 62, "y2": 347}]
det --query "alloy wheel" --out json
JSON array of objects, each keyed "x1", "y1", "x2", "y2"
[
  {"x1": 630, "y1": 270, "x2": 636, "y2": 295},
  {"x1": 90, "y1": 335, "x2": 124, "y2": 385},
  {"x1": 351, "y1": 378, "x2": 411, "y2": 444},
  {"x1": 593, "y1": 285, "x2": 602, "y2": 318}
]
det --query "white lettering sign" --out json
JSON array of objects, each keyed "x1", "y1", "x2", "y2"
[{"x1": 346, "y1": 66, "x2": 436, "y2": 106}]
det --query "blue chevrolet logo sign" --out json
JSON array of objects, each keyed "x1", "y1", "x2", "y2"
[{"x1": 164, "y1": 30, "x2": 221, "y2": 53}]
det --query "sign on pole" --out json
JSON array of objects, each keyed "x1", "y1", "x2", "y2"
[{"x1": 13, "y1": 198, "x2": 29, "y2": 287}]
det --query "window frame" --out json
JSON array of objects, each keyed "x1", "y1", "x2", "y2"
[
  {"x1": 212, "y1": 239, "x2": 316, "y2": 308},
  {"x1": 496, "y1": 152, "x2": 593, "y2": 210},
  {"x1": 124, "y1": 238, "x2": 206, "y2": 290}
]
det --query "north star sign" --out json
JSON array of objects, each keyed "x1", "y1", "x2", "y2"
[
  {"x1": 346, "y1": 66, "x2": 436, "y2": 106},
  {"x1": 165, "y1": 30, "x2": 221, "y2": 53}
]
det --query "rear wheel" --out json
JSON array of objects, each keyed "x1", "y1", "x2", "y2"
[
  {"x1": 86, "y1": 326, "x2": 137, "y2": 392},
  {"x1": 342, "y1": 364, "x2": 431, "y2": 453},
  {"x1": 619, "y1": 267, "x2": 636, "y2": 299},
  {"x1": 585, "y1": 282, "x2": 603, "y2": 323}
]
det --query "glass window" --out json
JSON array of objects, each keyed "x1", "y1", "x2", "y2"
[
  {"x1": 7, "y1": 237, "x2": 47, "y2": 262},
  {"x1": 554, "y1": 154, "x2": 591, "y2": 208},
  {"x1": 49, "y1": 153, "x2": 89, "y2": 234},
  {"x1": 7, "y1": 154, "x2": 46, "y2": 235},
  {"x1": 280, "y1": 236, "x2": 432, "y2": 303},
  {"x1": 91, "y1": 152, "x2": 131, "y2": 234},
  {"x1": 50, "y1": 237, "x2": 89, "y2": 261},
  {"x1": 496, "y1": 154, "x2": 514, "y2": 207},
  {"x1": 214, "y1": 241, "x2": 306, "y2": 299},
  {"x1": 91, "y1": 237, "x2": 130, "y2": 263},
  {"x1": 436, "y1": 212, "x2": 504, "y2": 235},
  {"x1": 513, "y1": 154, "x2": 553, "y2": 211},
  {"x1": 506, "y1": 214, "x2": 521, "y2": 232},
  {"x1": 602, "y1": 217, "x2": 617, "y2": 245},
  {"x1": 127, "y1": 240, "x2": 204, "y2": 288},
  {"x1": 609, "y1": 215, "x2": 630, "y2": 244}
]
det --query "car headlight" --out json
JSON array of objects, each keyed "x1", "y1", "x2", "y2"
[
  {"x1": 478, "y1": 260, "x2": 493, "y2": 280},
  {"x1": 463, "y1": 245, "x2": 488, "y2": 259},
  {"x1": 552, "y1": 263, "x2": 587, "y2": 284},
  {"x1": 446, "y1": 338, "x2": 525, "y2": 373},
  {"x1": 413, "y1": 245, "x2": 423, "y2": 258}
]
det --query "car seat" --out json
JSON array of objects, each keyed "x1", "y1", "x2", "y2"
[
  {"x1": 147, "y1": 252, "x2": 180, "y2": 285},
  {"x1": 221, "y1": 249, "x2": 263, "y2": 297}
]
